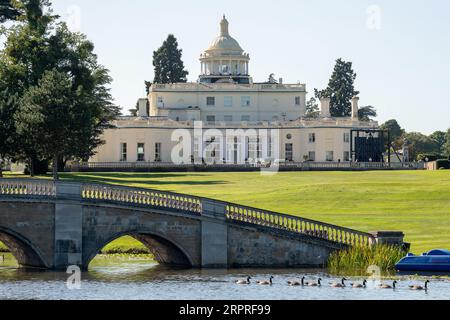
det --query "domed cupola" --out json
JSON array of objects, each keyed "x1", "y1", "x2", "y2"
[{"x1": 199, "y1": 16, "x2": 251, "y2": 84}]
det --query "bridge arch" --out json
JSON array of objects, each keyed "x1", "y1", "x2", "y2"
[
  {"x1": 84, "y1": 230, "x2": 194, "y2": 270},
  {"x1": 0, "y1": 227, "x2": 49, "y2": 269}
]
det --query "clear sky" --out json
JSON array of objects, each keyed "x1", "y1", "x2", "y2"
[{"x1": 29, "y1": 1, "x2": 450, "y2": 133}]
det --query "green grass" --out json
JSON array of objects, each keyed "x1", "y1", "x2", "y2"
[
  {"x1": 2, "y1": 170, "x2": 450, "y2": 254},
  {"x1": 101, "y1": 236, "x2": 150, "y2": 255},
  {"x1": 0, "y1": 242, "x2": 8, "y2": 252}
]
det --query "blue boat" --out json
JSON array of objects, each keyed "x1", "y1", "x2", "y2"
[{"x1": 395, "y1": 249, "x2": 450, "y2": 272}]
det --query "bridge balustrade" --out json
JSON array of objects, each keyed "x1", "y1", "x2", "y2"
[
  {"x1": 1, "y1": 179, "x2": 376, "y2": 247},
  {"x1": 225, "y1": 204, "x2": 375, "y2": 247}
]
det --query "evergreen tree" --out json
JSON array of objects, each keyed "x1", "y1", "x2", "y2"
[
  {"x1": 15, "y1": 70, "x2": 74, "y2": 179},
  {"x1": 0, "y1": 0, "x2": 21, "y2": 22},
  {"x1": 1, "y1": 0, "x2": 118, "y2": 177},
  {"x1": 380, "y1": 119, "x2": 405, "y2": 151},
  {"x1": 358, "y1": 105, "x2": 377, "y2": 121},
  {"x1": 380, "y1": 120, "x2": 404, "y2": 141},
  {"x1": 315, "y1": 58, "x2": 359, "y2": 117},
  {"x1": 153, "y1": 34, "x2": 188, "y2": 84},
  {"x1": 442, "y1": 129, "x2": 450, "y2": 157},
  {"x1": 429, "y1": 131, "x2": 446, "y2": 154},
  {"x1": 305, "y1": 97, "x2": 320, "y2": 118}
]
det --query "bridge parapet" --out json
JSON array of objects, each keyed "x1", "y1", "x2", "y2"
[
  {"x1": 0, "y1": 179, "x2": 55, "y2": 198},
  {"x1": 81, "y1": 183, "x2": 202, "y2": 215},
  {"x1": 226, "y1": 204, "x2": 376, "y2": 247},
  {"x1": 0, "y1": 179, "x2": 382, "y2": 249}
]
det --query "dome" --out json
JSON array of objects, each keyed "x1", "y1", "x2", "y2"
[{"x1": 206, "y1": 16, "x2": 243, "y2": 54}]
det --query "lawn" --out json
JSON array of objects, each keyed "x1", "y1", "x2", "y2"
[{"x1": 2, "y1": 170, "x2": 450, "y2": 254}]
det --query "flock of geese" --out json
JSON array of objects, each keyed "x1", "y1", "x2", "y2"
[{"x1": 235, "y1": 276, "x2": 431, "y2": 291}]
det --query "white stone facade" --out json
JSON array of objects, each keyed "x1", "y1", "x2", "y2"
[{"x1": 90, "y1": 16, "x2": 378, "y2": 165}]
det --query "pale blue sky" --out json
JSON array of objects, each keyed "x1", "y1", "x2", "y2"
[{"x1": 31, "y1": 1, "x2": 450, "y2": 133}]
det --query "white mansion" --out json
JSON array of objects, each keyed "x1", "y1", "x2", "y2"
[{"x1": 90, "y1": 17, "x2": 379, "y2": 166}]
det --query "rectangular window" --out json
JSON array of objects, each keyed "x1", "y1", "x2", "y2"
[
  {"x1": 241, "y1": 115, "x2": 250, "y2": 122},
  {"x1": 295, "y1": 96, "x2": 301, "y2": 106},
  {"x1": 137, "y1": 143, "x2": 145, "y2": 162},
  {"x1": 224, "y1": 115, "x2": 233, "y2": 122},
  {"x1": 326, "y1": 151, "x2": 334, "y2": 162},
  {"x1": 155, "y1": 143, "x2": 161, "y2": 162},
  {"x1": 206, "y1": 97, "x2": 215, "y2": 106},
  {"x1": 206, "y1": 115, "x2": 216, "y2": 124},
  {"x1": 120, "y1": 143, "x2": 127, "y2": 162},
  {"x1": 308, "y1": 151, "x2": 316, "y2": 162},
  {"x1": 224, "y1": 96, "x2": 233, "y2": 107},
  {"x1": 344, "y1": 151, "x2": 350, "y2": 162},
  {"x1": 309, "y1": 133, "x2": 316, "y2": 143},
  {"x1": 285, "y1": 144, "x2": 293, "y2": 162},
  {"x1": 241, "y1": 96, "x2": 251, "y2": 107},
  {"x1": 344, "y1": 132, "x2": 350, "y2": 143}
]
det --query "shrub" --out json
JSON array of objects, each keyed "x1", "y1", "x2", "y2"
[{"x1": 436, "y1": 159, "x2": 450, "y2": 170}]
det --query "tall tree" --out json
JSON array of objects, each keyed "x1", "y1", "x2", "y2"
[
  {"x1": 0, "y1": 0, "x2": 21, "y2": 22},
  {"x1": 1, "y1": 0, "x2": 118, "y2": 177},
  {"x1": 153, "y1": 34, "x2": 188, "y2": 84},
  {"x1": 442, "y1": 129, "x2": 450, "y2": 157},
  {"x1": 315, "y1": 58, "x2": 359, "y2": 117},
  {"x1": 404, "y1": 132, "x2": 439, "y2": 161},
  {"x1": 358, "y1": 105, "x2": 377, "y2": 122},
  {"x1": 15, "y1": 70, "x2": 74, "y2": 179},
  {"x1": 380, "y1": 120, "x2": 404, "y2": 141},
  {"x1": 429, "y1": 131, "x2": 446, "y2": 154},
  {"x1": 305, "y1": 97, "x2": 320, "y2": 118},
  {"x1": 0, "y1": 0, "x2": 57, "y2": 175}
]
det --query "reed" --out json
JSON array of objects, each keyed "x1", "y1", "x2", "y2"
[{"x1": 328, "y1": 245, "x2": 406, "y2": 274}]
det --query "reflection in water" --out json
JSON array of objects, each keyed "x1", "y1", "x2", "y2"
[{"x1": 0, "y1": 254, "x2": 449, "y2": 300}]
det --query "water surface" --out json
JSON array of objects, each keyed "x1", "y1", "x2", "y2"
[{"x1": 0, "y1": 254, "x2": 449, "y2": 300}]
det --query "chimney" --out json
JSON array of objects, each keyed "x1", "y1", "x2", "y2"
[
  {"x1": 320, "y1": 97, "x2": 331, "y2": 118},
  {"x1": 138, "y1": 98, "x2": 148, "y2": 117},
  {"x1": 352, "y1": 96, "x2": 359, "y2": 119}
]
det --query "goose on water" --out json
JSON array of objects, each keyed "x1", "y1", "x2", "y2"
[
  {"x1": 351, "y1": 280, "x2": 367, "y2": 288},
  {"x1": 306, "y1": 278, "x2": 322, "y2": 287},
  {"x1": 378, "y1": 281, "x2": 397, "y2": 289},
  {"x1": 409, "y1": 280, "x2": 430, "y2": 291},
  {"x1": 256, "y1": 276, "x2": 274, "y2": 285},
  {"x1": 287, "y1": 277, "x2": 306, "y2": 286},
  {"x1": 330, "y1": 278, "x2": 347, "y2": 288},
  {"x1": 235, "y1": 277, "x2": 251, "y2": 285}
]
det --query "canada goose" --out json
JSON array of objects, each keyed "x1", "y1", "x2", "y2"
[
  {"x1": 257, "y1": 276, "x2": 274, "y2": 285},
  {"x1": 235, "y1": 277, "x2": 251, "y2": 285},
  {"x1": 307, "y1": 278, "x2": 322, "y2": 287},
  {"x1": 409, "y1": 280, "x2": 430, "y2": 291},
  {"x1": 287, "y1": 280, "x2": 301, "y2": 286},
  {"x1": 351, "y1": 280, "x2": 367, "y2": 288},
  {"x1": 330, "y1": 278, "x2": 347, "y2": 288},
  {"x1": 287, "y1": 277, "x2": 306, "y2": 286},
  {"x1": 378, "y1": 281, "x2": 397, "y2": 289}
]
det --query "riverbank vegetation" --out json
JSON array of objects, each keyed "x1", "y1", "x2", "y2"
[
  {"x1": 327, "y1": 245, "x2": 406, "y2": 275},
  {"x1": 2, "y1": 170, "x2": 450, "y2": 254}
]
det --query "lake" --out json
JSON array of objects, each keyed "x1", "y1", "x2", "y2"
[{"x1": 0, "y1": 254, "x2": 449, "y2": 300}]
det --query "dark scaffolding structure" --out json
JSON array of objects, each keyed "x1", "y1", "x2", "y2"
[{"x1": 350, "y1": 129, "x2": 391, "y2": 163}]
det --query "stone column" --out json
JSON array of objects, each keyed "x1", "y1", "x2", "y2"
[
  {"x1": 200, "y1": 199, "x2": 228, "y2": 268},
  {"x1": 352, "y1": 96, "x2": 359, "y2": 120},
  {"x1": 320, "y1": 97, "x2": 331, "y2": 117},
  {"x1": 54, "y1": 182, "x2": 83, "y2": 270}
]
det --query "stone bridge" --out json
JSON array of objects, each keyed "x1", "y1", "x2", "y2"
[{"x1": 0, "y1": 179, "x2": 402, "y2": 270}]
